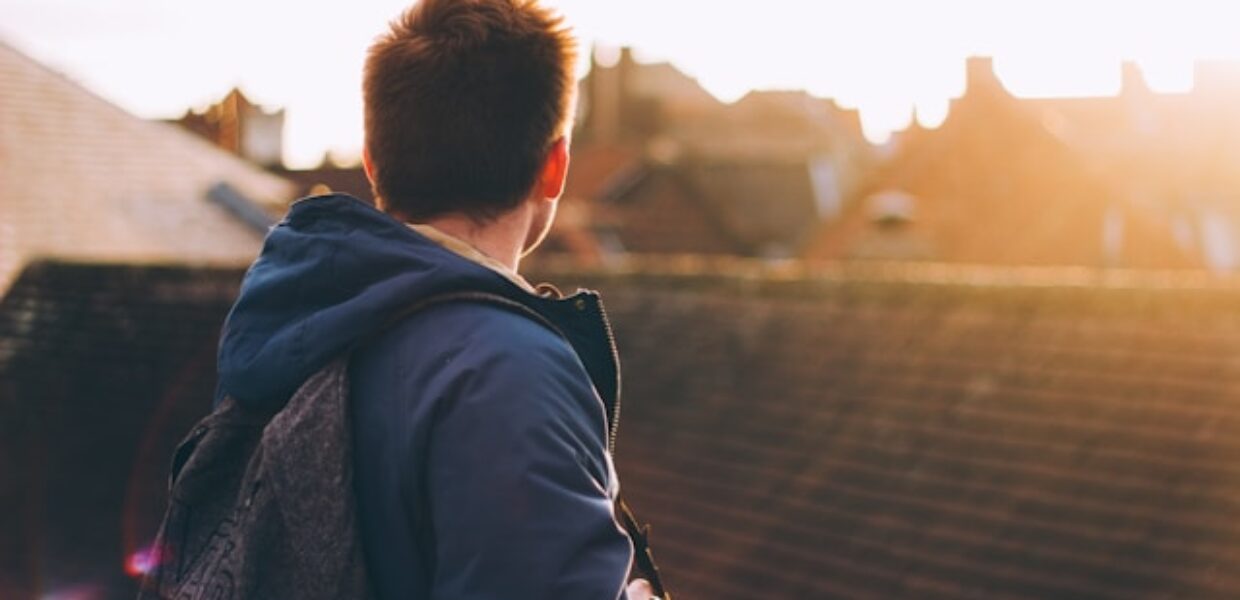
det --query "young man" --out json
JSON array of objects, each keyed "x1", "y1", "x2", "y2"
[{"x1": 213, "y1": 0, "x2": 653, "y2": 597}]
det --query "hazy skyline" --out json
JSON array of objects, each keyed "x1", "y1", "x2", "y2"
[{"x1": 4, "y1": 0, "x2": 1240, "y2": 167}]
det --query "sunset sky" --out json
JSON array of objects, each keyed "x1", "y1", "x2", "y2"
[{"x1": 4, "y1": 0, "x2": 1240, "y2": 167}]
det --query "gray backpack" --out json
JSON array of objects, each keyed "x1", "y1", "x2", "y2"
[
  {"x1": 138, "y1": 355, "x2": 372, "y2": 600},
  {"x1": 138, "y1": 292, "x2": 670, "y2": 600}
]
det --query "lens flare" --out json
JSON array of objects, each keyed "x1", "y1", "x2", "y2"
[{"x1": 124, "y1": 544, "x2": 159, "y2": 578}]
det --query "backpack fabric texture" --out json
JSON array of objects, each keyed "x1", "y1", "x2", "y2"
[{"x1": 138, "y1": 357, "x2": 371, "y2": 599}]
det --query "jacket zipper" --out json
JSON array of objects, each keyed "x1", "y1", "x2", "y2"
[
  {"x1": 439, "y1": 290, "x2": 622, "y2": 452},
  {"x1": 595, "y1": 299, "x2": 622, "y2": 454}
]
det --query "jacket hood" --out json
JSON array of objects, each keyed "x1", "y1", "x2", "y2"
[{"x1": 216, "y1": 193, "x2": 531, "y2": 411}]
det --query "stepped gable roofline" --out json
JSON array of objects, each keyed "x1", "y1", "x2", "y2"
[{"x1": 805, "y1": 59, "x2": 1202, "y2": 270}]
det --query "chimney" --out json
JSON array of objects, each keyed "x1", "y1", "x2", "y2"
[
  {"x1": 965, "y1": 56, "x2": 1000, "y2": 96},
  {"x1": 585, "y1": 45, "x2": 625, "y2": 143},
  {"x1": 1121, "y1": 61, "x2": 1149, "y2": 96},
  {"x1": 617, "y1": 47, "x2": 636, "y2": 132},
  {"x1": 619, "y1": 47, "x2": 636, "y2": 73}
]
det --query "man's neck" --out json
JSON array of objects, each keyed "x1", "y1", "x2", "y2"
[{"x1": 419, "y1": 208, "x2": 532, "y2": 272}]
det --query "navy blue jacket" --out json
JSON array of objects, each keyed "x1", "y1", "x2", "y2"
[{"x1": 215, "y1": 194, "x2": 633, "y2": 599}]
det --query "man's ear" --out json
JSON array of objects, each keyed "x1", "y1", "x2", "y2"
[
  {"x1": 362, "y1": 146, "x2": 376, "y2": 185},
  {"x1": 539, "y1": 137, "x2": 570, "y2": 200}
]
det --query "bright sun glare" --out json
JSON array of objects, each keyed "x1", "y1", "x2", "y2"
[{"x1": 3, "y1": 0, "x2": 1240, "y2": 165}]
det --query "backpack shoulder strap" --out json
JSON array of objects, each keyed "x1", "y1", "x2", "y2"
[{"x1": 617, "y1": 497, "x2": 672, "y2": 599}]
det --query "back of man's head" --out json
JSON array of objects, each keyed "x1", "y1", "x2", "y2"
[{"x1": 364, "y1": 0, "x2": 577, "y2": 222}]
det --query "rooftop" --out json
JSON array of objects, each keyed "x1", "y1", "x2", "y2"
[
  {"x1": 555, "y1": 260, "x2": 1240, "y2": 599},
  {"x1": 9, "y1": 258, "x2": 1240, "y2": 598},
  {"x1": 0, "y1": 40, "x2": 294, "y2": 292}
]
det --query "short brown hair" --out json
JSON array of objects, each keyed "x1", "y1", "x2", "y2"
[{"x1": 364, "y1": 0, "x2": 576, "y2": 221}]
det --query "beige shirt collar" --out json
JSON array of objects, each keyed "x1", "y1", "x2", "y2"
[{"x1": 407, "y1": 223, "x2": 538, "y2": 294}]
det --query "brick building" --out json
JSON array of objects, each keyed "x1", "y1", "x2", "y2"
[
  {"x1": 567, "y1": 48, "x2": 876, "y2": 260},
  {"x1": 171, "y1": 87, "x2": 286, "y2": 168}
]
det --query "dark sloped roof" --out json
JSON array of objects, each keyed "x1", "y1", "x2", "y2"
[
  {"x1": 601, "y1": 166, "x2": 745, "y2": 256},
  {"x1": 563, "y1": 144, "x2": 645, "y2": 204},
  {"x1": 13, "y1": 258, "x2": 1240, "y2": 599},
  {"x1": 0, "y1": 260, "x2": 244, "y2": 598},
  {"x1": 537, "y1": 143, "x2": 645, "y2": 264},
  {"x1": 551, "y1": 262, "x2": 1240, "y2": 600},
  {"x1": 681, "y1": 160, "x2": 823, "y2": 255},
  {"x1": 600, "y1": 159, "x2": 829, "y2": 258}
]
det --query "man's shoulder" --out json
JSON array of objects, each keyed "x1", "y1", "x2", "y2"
[
  {"x1": 351, "y1": 296, "x2": 592, "y2": 420},
  {"x1": 367, "y1": 297, "x2": 601, "y2": 426},
  {"x1": 387, "y1": 296, "x2": 575, "y2": 364}
]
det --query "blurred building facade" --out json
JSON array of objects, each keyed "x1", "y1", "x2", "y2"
[
  {"x1": 170, "y1": 88, "x2": 376, "y2": 204},
  {"x1": 161, "y1": 50, "x2": 1240, "y2": 272},
  {"x1": 807, "y1": 57, "x2": 1240, "y2": 271},
  {"x1": 171, "y1": 47, "x2": 879, "y2": 264},
  {"x1": 1026, "y1": 60, "x2": 1240, "y2": 271},
  {"x1": 564, "y1": 47, "x2": 877, "y2": 261},
  {"x1": 171, "y1": 87, "x2": 286, "y2": 168},
  {"x1": 805, "y1": 57, "x2": 1198, "y2": 269}
]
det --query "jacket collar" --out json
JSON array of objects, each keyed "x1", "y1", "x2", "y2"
[{"x1": 405, "y1": 222, "x2": 538, "y2": 295}]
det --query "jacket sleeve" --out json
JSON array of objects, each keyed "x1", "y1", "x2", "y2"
[{"x1": 422, "y1": 324, "x2": 634, "y2": 599}]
